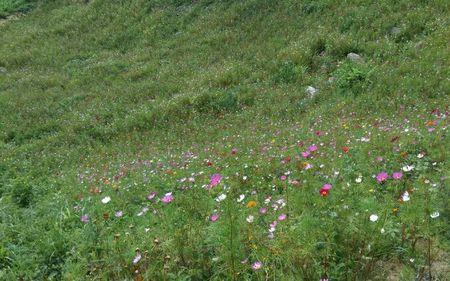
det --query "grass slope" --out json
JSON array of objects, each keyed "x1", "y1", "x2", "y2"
[{"x1": 0, "y1": 0, "x2": 449, "y2": 280}]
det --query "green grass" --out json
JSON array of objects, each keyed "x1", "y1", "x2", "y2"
[
  {"x1": 0, "y1": 0, "x2": 32, "y2": 18},
  {"x1": 0, "y1": 0, "x2": 449, "y2": 279}
]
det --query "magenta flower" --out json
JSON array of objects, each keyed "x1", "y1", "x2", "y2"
[
  {"x1": 147, "y1": 191, "x2": 157, "y2": 200},
  {"x1": 302, "y1": 151, "x2": 311, "y2": 158},
  {"x1": 376, "y1": 172, "x2": 389, "y2": 183},
  {"x1": 308, "y1": 145, "x2": 318, "y2": 152},
  {"x1": 392, "y1": 172, "x2": 403, "y2": 180},
  {"x1": 210, "y1": 213, "x2": 220, "y2": 222},
  {"x1": 252, "y1": 261, "x2": 262, "y2": 270},
  {"x1": 161, "y1": 192, "x2": 174, "y2": 203},
  {"x1": 280, "y1": 175, "x2": 287, "y2": 181},
  {"x1": 80, "y1": 214, "x2": 89, "y2": 223},
  {"x1": 209, "y1": 173, "x2": 222, "y2": 188},
  {"x1": 278, "y1": 213, "x2": 287, "y2": 221},
  {"x1": 322, "y1": 183, "x2": 332, "y2": 191},
  {"x1": 259, "y1": 207, "x2": 267, "y2": 214}
]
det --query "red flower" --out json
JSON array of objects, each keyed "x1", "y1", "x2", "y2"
[
  {"x1": 342, "y1": 146, "x2": 349, "y2": 153},
  {"x1": 319, "y1": 188, "x2": 329, "y2": 197}
]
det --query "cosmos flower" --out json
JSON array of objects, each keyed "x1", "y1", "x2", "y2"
[
  {"x1": 392, "y1": 172, "x2": 403, "y2": 180},
  {"x1": 278, "y1": 213, "x2": 287, "y2": 221},
  {"x1": 209, "y1": 173, "x2": 222, "y2": 188},
  {"x1": 252, "y1": 261, "x2": 262, "y2": 270},
  {"x1": 132, "y1": 250, "x2": 142, "y2": 265},
  {"x1": 376, "y1": 172, "x2": 389, "y2": 183},
  {"x1": 280, "y1": 175, "x2": 287, "y2": 181},
  {"x1": 401, "y1": 191, "x2": 410, "y2": 202},
  {"x1": 161, "y1": 192, "x2": 174, "y2": 203},
  {"x1": 308, "y1": 145, "x2": 318, "y2": 152},
  {"x1": 247, "y1": 201, "x2": 257, "y2": 208},
  {"x1": 80, "y1": 214, "x2": 89, "y2": 223},
  {"x1": 216, "y1": 194, "x2": 227, "y2": 202},
  {"x1": 369, "y1": 214, "x2": 379, "y2": 222},
  {"x1": 147, "y1": 192, "x2": 157, "y2": 200},
  {"x1": 430, "y1": 212, "x2": 439, "y2": 218},
  {"x1": 210, "y1": 213, "x2": 220, "y2": 222},
  {"x1": 402, "y1": 165, "x2": 414, "y2": 172},
  {"x1": 302, "y1": 151, "x2": 311, "y2": 158},
  {"x1": 319, "y1": 183, "x2": 332, "y2": 197}
]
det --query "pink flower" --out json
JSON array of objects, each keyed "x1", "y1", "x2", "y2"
[
  {"x1": 231, "y1": 148, "x2": 238, "y2": 155},
  {"x1": 80, "y1": 214, "x2": 89, "y2": 223},
  {"x1": 252, "y1": 261, "x2": 262, "y2": 270},
  {"x1": 302, "y1": 151, "x2": 311, "y2": 158},
  {"x1": 392, "y1": 172, "x2": 403, "y2": 180},
  {"x1": 278, "y1": 213, "x2": 287, "y2": 221},
  {"x1": 322, "y1": 183, "x2": 332, "y2": 191},
  {"x1": 147, "y1": 191, "x2": 157, "y2": 200},
  {"x1": 210, "y1": 213, "x2": 220, "y2": 222},
  {"x1": 209, "y1": 174, "x2": 222, "y2": 188},
  {"x1": 161, "y1": 192, "x2": 174, "y2": 203},
  {"x1": 376, "y1": 172, "x2": 389, "y2": 183},
  {"x1": 280, "y1": 175, "x2": 287, "y2": 181},
  {"x1": 308, "y1": 145, "x2": 318, "y2": 152},
  {"x1": 115, "y1": 211, "x2": 123, "y2": 218},
  {"x1": 259, "y1": 207, "x2": 267, "y2": 214}
]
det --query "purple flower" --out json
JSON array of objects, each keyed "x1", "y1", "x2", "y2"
[
  {"x1": 302, "y1": 151, "x2": 311, "y2": 158},
  {"x1": 376, "y1": 172, "x2": 389, "y2": 183},
  {"x1": 80, "y1": 214, "x2": 89, "y2": 223},
  {"x1": 259, "y1": 207, "x2": 267, "y2": 214},
  {"x1": 392, "y1": 172, "x2": 403, "y2": 180},
  {"x1": 115, "y1": 211, "x2": 123, "y2": 218},
  {"x1": 147, "y1": 191, "x2": 157, "y2": 200},
  {"x1": 161, "y1": 192, "x2": 174, "y2": 204},
  {"x1": 308, "y1": 145, "x2": 318, "y2": 152},
  {"x1": 278, "y1": 213, "x2": 287, "y2": 221},
  {"x1": 209, "y1": 174, "x2": 222, "y2": 188},
  {"x1": 322, "y1": 183, "x2": 332, "y2": 191}
]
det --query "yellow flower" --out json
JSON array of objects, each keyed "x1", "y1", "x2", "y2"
[{"x1": 247, "y1": 201, "x2": 257, "y2": 208}]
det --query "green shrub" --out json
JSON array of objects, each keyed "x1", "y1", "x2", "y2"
[
  {"x1": 334, "y1": 61, "x2": 371, "y2": 94},
  {"x1": 10, "y1": 177, "x2": 34, "y2": 208}
]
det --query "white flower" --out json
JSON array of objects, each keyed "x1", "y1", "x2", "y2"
[
  {"x1": 246, "y1": 215, "x2": 254, "y2": 223},
  {"x1": 237, "y1": 194, "x2": 245, "y2": 203},
  {"x1": 380, "y1": 228, "x2": 385, "y2": 234},
  {"x1": 401, "y1": 191, "x2": 410, "y2": 202},
  {"x1": 402, "y1": 165, "x2": 414, "y2": 172},
  {"x1": 430, "y1": 211, "x2": 440, "y2": 218},
  {"x1": 417, "y1": 153, "x2": 424, "y2": 159},
  {"x1": 101, "y1": 196, "x2": 111, "y2": 204},
  {"x1": 215, "y1": 194, "x2": 227, "y2": 202},
  {"x1": 355, "y1": 177, "x2": 362, "y2": 183},
  {"x1": 369, "y1": 214, "x2": 379, "y2": 222}
]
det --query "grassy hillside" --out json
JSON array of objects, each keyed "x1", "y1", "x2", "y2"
[{"x1": 0, "y1": 0, "x2": 449, "y2": 280}]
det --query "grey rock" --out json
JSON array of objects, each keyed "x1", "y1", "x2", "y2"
[
  {"x1": 347, "y1": 52, "x2": 363, "y2": 62},
  {"x1": 305, "y1": 86, "x2": 318, "y2": 98}
]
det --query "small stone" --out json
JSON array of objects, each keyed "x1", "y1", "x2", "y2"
[
  {"x1": 305, "y1": 86, "x2": 318, "y2": 98},
  {"x1": 347, "y1": 52, "x2": 363, "y2": 62}
]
